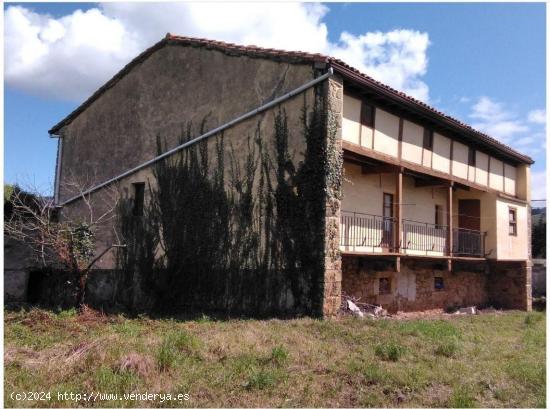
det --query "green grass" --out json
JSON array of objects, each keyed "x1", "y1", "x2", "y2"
[
  {"x1": 4, "y1": 308, "x2": 545, "y2": 408},
  {"x1": 374, "y1": 341, "x2": 406, "y2": 361}
]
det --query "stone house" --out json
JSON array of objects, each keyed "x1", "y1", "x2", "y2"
[{"x1": 45, "y1": 35, "x2": 533, "y2": 317}]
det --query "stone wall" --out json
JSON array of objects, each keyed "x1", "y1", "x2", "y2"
[
  {"x1": 342, "y1": 255, "x2": 532, "y2": 312},
  {"x1": 4, "y1": 236, "x2": 36, "y2": 303},
  {"x1": 488, "y1": 261, "x2": 532, "y2": 310},
  {"x1": 321, "y1": 74, "x2": 343, "y2": 317},
  {"x1": 343, "y1": 256, "x2": 496, "y2": 313}
]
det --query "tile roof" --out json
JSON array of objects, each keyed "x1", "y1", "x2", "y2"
[{"x1": 49, "y1": 34, "x2": 533, "y2": 165}]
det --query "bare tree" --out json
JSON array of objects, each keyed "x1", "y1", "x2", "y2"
[{"x1": 4, "y1": 180, "x2": 124, "y2": 309}]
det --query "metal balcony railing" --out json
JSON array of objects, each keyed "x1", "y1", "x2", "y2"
[
  {"x1": 452, "y1": 227, "x2": 485, "y2": 257},
  {"x1": 340, "y1": 211, "x2": 485, "y2": 258},
  {"x1": 402, "y1": 220, "x2": 448, "y2": 254},
  {"x1": 340, "y1": 211, "x2": 397, "y2": 251}
]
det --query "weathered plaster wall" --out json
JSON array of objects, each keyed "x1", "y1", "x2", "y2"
[
  {"x1": 58, "y1": 44, "x2": 316, "y2": 203},
  {"x1": 495, "y1": 198, "x2": 529, "y2": 260},
  {"x1": 341, "y1": 161, "x2": 448, "y2": 255},
  {"x1": 57, "y1": 44, "x2": 338, "y2": 317}
]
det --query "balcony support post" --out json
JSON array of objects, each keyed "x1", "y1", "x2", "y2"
[
  {"x1": 446, "y1": 183, "x2": 454, "y2": 271},
  {"x1": 395, "y1": 168, "x2": 403, "y2": 272}
]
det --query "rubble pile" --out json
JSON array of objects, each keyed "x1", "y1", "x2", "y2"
[{"x1": 340, "y1": 294, "x2": 388, "y2": 319}]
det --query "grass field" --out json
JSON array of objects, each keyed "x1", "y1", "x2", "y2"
[{"x1": 4, "y1": 308, "x2": 546, "y2": 408}]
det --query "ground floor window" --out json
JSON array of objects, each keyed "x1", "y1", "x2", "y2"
[
  {"x1": 434, "y1": 276, "x2": 444, "y2": 291},
  {"x1": 379, "y1": 277, "x2": 391, "y2": 294}
]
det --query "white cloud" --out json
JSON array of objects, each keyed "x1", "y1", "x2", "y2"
[
  {"x1": 469, "y1": 96, "x2": 530, "y2": 143},
  {"x1": 329, "y1": 30, "x2": 430, "y2": 101},
  {"x1": 468, "y1": 96, "x2": 546, "y2": 201},
  {"x1": 4, "y1": 3, "x2": 431, "y2": 102},
  {"x1": 527, "y1": 109, "x2": 546, "y2": 124},
  {"x1": 4, "y1": 6, "x2": 137, "y2": 101},
  {"x1": 531, "y1": 170, "x2": 547, "y2": 201}
]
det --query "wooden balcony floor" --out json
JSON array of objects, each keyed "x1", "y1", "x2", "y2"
[{"x1": 339, "y1": 249, "x2": 486, "y2": 262}]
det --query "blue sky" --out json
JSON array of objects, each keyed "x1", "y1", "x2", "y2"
[{"x1": 4, "y1": 2, "x2": 546, "y2": 201}]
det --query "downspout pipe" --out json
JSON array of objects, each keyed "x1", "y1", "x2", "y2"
[
  {"x1": 58, "y1": 67, "x2": 333, "y2": 207},
  {"x1": 53, "y1": 136, "x2": 63, "y2": 205}
]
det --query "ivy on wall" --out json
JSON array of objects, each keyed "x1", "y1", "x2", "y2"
[{"x1": 116, "y1": 87, "x2": 335, "y2": 317}]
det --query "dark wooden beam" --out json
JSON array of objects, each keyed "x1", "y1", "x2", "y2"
[
  {"x1": 415, "y1": 178, "x2": 452, "y2": 188},
  {"x1": 361, "y1": 163, "x2": 399, "y2": 175},
  {"x1": 342, "y1": 141, "x2": 495, "y2": 194}
]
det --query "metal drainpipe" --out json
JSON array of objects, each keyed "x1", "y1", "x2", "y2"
[
  {"x1": 58, "y1": 67, "x2": 334, "y2": 207},
  {"x1": 54, "y1": 135, "x2": 63, "y2": 205}
]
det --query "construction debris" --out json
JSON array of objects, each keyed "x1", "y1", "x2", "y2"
[
  {"x1": 456, "y1": 306, "x2": 477, "y2": 315},
  {"x1": 340, "y1": 293, "x2": 387, "y2": 319},
  {"x1": 346, "y1": 300, "x2": 364, "y2": 318}
]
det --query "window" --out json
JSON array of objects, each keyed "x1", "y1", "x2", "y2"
[
  {"x1": 379, "y1": 277, "x2": 391, "y2": 295},
  {"x1": 468, "y1": 147, "x2": 476, "y2": 167},
  {"x1": 132, "y1": 182, "x2": 145, "y2": 217},
  {"x1": 434, "y1": 277, "x2": 444, "y2": 291},
  {"x1": 361, "y1": 102, "x2": 375, "y2": 128},
  {"x1": 423, "y1": 128, "x2": 434, "y2": 151},
  {"x1": 435, "y1": 205, "x2": 443, "y2": 228},
  {"x1": 383, "y1": 193, "x2": 394, "y2": 219},
  {"x1": 509, "y1": 208, "x2": 517, "y2": 236}
]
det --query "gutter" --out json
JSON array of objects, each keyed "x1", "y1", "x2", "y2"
[
  {"x1": 58, "y1": 68, "x2": 333, "y2": 207},
  {"x1": 330, "y1": 62, "x2": 534, "y2": 165}
]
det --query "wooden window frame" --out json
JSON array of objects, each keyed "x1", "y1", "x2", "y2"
[
  {"x1": 132, "y1": 182, "x2": 145, "y2": 217},
  {"x1": 508, "y1": 207, "x2": 517, "y2": 236},
  {"x1": 361, "y1": 102, "x2": 375, "y2": 128},
  {"x1": 423, "y1": 128, "x2": 434, "y2": 151},
  {"x1": 468, "y1": 147, "x2": 476, "y2": 167}
]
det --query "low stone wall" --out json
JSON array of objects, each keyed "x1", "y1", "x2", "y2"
[
  {"x1": 342, "y1": 255, "x2": 531, "y2": 313},
  {"x1": 4, "y1": 237, "x2": 35, "y2": 303},
  {"x1": 341, "y1": 256, "x2": 488, "y2": 313},
  {"x1": 488, "y1": 261, "x2": 532, "y2": 310}
]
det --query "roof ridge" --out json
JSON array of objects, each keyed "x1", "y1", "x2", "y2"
[{"x1": 48, "y1": 34, "x2": 533, "y2": 164}]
